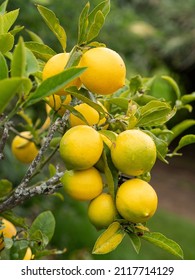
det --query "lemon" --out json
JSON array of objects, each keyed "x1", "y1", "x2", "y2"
[
  {"x1": 47, "y1": 94, "x2": 71, "y2": 116},
  {"x1": 61, "y1": 167, "x2": 103, "y2": 201},
  {"x1": 11, "y1": 131, "x2": 39, "y2": 164},
  {"x1": 69, "y1": 102, "x2": 108, "y2": 128},
  {"x1": 116, "y1": 178, "x2": 158, "y2": 223},
  {"x1": 59, "y1": 125, "x2": 103, "y2": 170},
  {"x1": 23, "y1": 247, "x2": 33, "y2": 260},
  {"x1": 88, "y1": 193, "x2": 117, "y2": 229},
  {"x1": 0, "y1": 218, "x2": 17, "y2": 251},
  {"x1": 42, "y1": 53, "x2": 82, "y2": 95},
  {"x1": 79, "y1": 47, "x2": 126, "y2": 95},
  {"x1": 111, "y1": 129, "x2": 156, "y2": 176}
]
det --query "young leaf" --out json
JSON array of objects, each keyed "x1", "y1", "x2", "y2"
[
  {"x1": 29, "y1": 211, "x2": 55, "y2": 245},
  {"x1": 25, "y1": 41, "x2": 56, "y2": 61},
  {"x1": 173, "y1": 134, "x2": 195, "y2": 153},
  {"x1": 25, "y1": 48, "x2": 39, "y2": 76},
  {"x1": 11, "y1": 37, "x2": 26, "y2": 77},
  {"x1": 0, "y1": 77, "x2": 32, "y2": 113},
  {"x1": 77, "y1": 2, "x2": 90, "y2": 45},
  {"x1": 161, "y1": 75, "x2": 181, "y2": 100},
  {"x1": 0, "y1": 52, "x2": 8, "y2": 79},
  {"x1": 0, "y1": 0, "x2": 8, "y2": 14},
  {"x1": 0, "y1": 9, "x2": 19, "y2": 34},
  {"x1": 127, "y1": 232, "x2": 141, "y2": 254},
  {"x1": 92, "y1": 222, "x2": 126, "y2": 254},
  {"x1": 181, "y1": 92, "x2": 195, "y2": 105},
  {"x1": 26, "y1": 29, "x2": 44, "y2": 44},
  {"x1": 169, "y1": 119, "x2": 195, "y2": 143},
  {"x1": 141, "y1": 232, "x2": 184, "y2": 259},
  {"x1": 25, "y1": 67, "x2": 86, "y2": 106},
  {"x1": 0, "y1": 33, "x2": 14, "y2": 53},
  {"x1": 108, "y1": 97, "x2": 129, "y2": 110},
  {"x1": 87, "y1": 10, "x2": 105, "y2": 42},
  {"x1": 37, "y1": 5, "x2": 66, "y2": 51},
  {"x1": 88, "y1": 0, "x2": 110, "y2": 24}
]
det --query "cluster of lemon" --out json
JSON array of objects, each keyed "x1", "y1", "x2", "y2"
[
  {"x1": 11, "y1": 46, "x2": 158, "y2": 230},
  {"x1": 0, "y1": 218, "x2": 32, "y2": 259}
]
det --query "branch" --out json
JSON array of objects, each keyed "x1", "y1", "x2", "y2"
[
  {"x1": 0, "y1": 171, "x2": 64, "y2": 213},
  {"x1": 0, "y1": 118, "x2": 12, "y2": 160}
]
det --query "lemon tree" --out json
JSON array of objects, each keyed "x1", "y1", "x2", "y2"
[{"x1": 0, "y1": 0, "x2": 194, "y2": 260}]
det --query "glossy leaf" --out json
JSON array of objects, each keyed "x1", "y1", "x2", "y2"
[
  {"x1": 29, "y1": 211, "x2": 55, "y2": 245},
  {"x1": 141, "y1": 232, "x2": 184, "y2": 259},
  {"x1": 173, "y1": 134, "x2": 195, "y2": 153},
  {"x1": 0, "y1": 52, "x2": 8, "y2": 79},
  {"x1": 0, "y1": 77, "x2": 32, "y2": 113},
  {"x1": 25, "y1": 67, "x2": 86, "y2": 106},
  {"x1": 11, "y1": 37, "x2": 26, "y2": 77},
  {"x1": 0, "y1": 33, "x2": 14, "y2": 53},
  {"x1": 0, "y1": 9, "x2": 19, "y2": 34},
  {"x1": 92, "y1": 222, "x2": 125, "y2": 254},
  {"x1": 25, "y1": 41, "x2": 56, "y2": 61},
  {"x1": 37, "y1": 5, "x2": 66, "y2": 51}
]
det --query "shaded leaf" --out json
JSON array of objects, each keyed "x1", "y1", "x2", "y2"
[
  {"x1": 37, "y1": 5, "x2": 66, "y2": 51},
  {"x1": 162, "y1": 75, "x2": 181, "y2": 100},
  {"x1": 108, "y1": 97, "x2": 129, "y2": 110},
  {"x1": 127, "y1": 232, "x2": 141, "y2": 254},
  {"x1": 92, "y1": 222, "x2": 125, "y2": 254},
  {"x1": 0, "y1": 77, "x2": 32, "y2": 113},
  {"x1": 181, "y1": 92, "x2": 195, "y2": 105},
  {"x1": 0, "y1": 52, "x2": 8, "y2": 79},
  {"x1": 0, "y1": 179, "x2": 12, "y2": 198},
  {"x1": 10, "y1": 240, "x2": 29, "y2": 260},
  {"x1": 141, "y1": 232, "x2": 184, "y2": 259},
  {"x1": 29, "y1": 211, "x2": 55, "y2": 245}
]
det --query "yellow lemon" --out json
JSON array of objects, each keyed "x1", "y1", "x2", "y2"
[
  {"x1": 59, "y1": 125, "x2": 103, "y2": 170},
  {"x1": 69, "y1": 102, "x2": 108, "y2": 128},
  {"x1": 116, "y1": 178, "x2": 158, "y2": 223},
  {"x1": 111, "y1": 129, "x2": 156, "y2": 176},
  {"x1": 88, "y1": 193, "x2": 117, "y2": 229},
  {"x1": 0, "y1": 218, "x2": 17, "y2": 251},
  {"x1": 23, "y1": 247, "x2": 33, "y2": 260},
  {"x1": 47, "y1": 94, "x2": 71, "y2": 116},
  {"x1": 79, "y1": 47, "x2": 126, "y2": 95},
  {"x1": 42, "y1": 53, "x2": 82, "y2": 95},
  {"x1": 11, "y1": 131, "x2": 39, "y2": 164},
  {"x1": 61, "y1": 167, "x2": 103, "y2": 201}
]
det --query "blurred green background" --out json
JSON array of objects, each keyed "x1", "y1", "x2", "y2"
[{"x1": 1, "y1": 0, "x2": 195, "y2": 260}]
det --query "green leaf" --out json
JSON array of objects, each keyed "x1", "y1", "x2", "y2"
[
  {"x1": 2, "y1": 210, "x2": 28, "y2": 229},
  {"x1": 0, "y1": 0, "x2": 8, "y2": 14},
  {"x1": 37, "y1": 5, "x2": 66, "y2": 51},
  {"x1": 173, "y1": 134, "x2": 195, "y2": 153},
  {"x1": 181, "y1": 92, "x2": 195, "y2": 104},
  {"x1": 0, "y1": 52, "x2": 8, "y2": 79},
  {"x1": 129, "y1": 75, "x2": 143, "y2": 95},
  {"x1": 10, "y1": 240, "x2": 29, "y2": 260},
  {"x1": 169, "y1": 119, "x2": 195, "y2": 143},
  {"x1": 0, "y1": 33, "x2": 14, "y2": 53},
  {"x1": 25, "y1": 47, "x2": 39, "y2": 76},
  {"x1": 78, "y1": 2, "x2": 90, "y2": 45},
  {"x1": 0, "y1": 77, "x2": 32, "y2": 113},
  {"x1": 26, "y1": 29, "x2": 44, "y2": 44},
  {"x1": 0, "y1": 179, "x2": 12, "y2": 198},
  {"x1": 11, "y1": 37, "x2": 26, "y2": 77},
  {"x1": 136, "y1": 100, "x2": 175, "y2": 127},
  {"x1": 127, "y1": 232, "x2": 141, "y2": 254},
  {"x1": 25, "y1": 67, "x2": 86, "y2": 106},
  {"x1": 25, "y1": 41, "x2": 56, "y2": 61},
  {"x1": 29, "y1": 211, "x2": 55, "y2": 245},
  {"x1": 0, "y1": 9, "x2": 19, "y2": 34},
  {"x1": 108, "y1": 97, "x2": 129, "y2": 110},
  {"x1": 141, "y1": 232, "x2": 184, "y2": 259},
  {"x1": 92, "y1": 222, "x2": 126, "y2": 254},
  {"x1": 87, "y1": 10, "x2": 105, "y2": 42},
  {"x1": 161, "y1": 75, "x2": 181, "y2": 100}
]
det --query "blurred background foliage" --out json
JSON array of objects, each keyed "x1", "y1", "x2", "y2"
[{"x1": 1, "y1": 0, "x2": 195, "y2": 259}]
